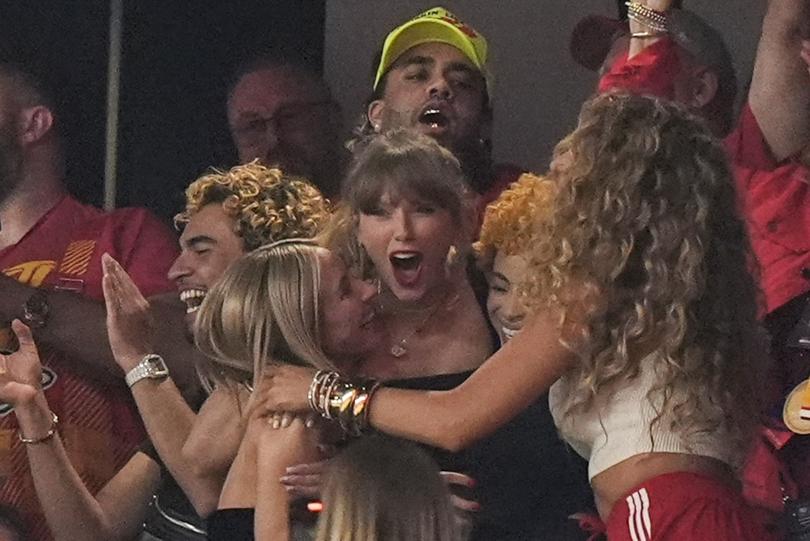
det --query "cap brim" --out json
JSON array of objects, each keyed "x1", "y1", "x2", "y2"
[
  {"x1": 374, "y1": 19, "x2": 483, "y2": 89},
  {"x1": 569, "y1": 15, "x2": 627, "y2": 72}
]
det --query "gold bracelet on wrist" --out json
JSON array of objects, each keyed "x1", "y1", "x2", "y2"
[
  {"x1": 631, "y1": 31, "x2": 666, "y2": 39},
  {"x1": 18, "y1": 411, "x2": 58, "y2": 444},
  {"x1": 308, "y1": 372, "x2": 380, "y2": 436}
]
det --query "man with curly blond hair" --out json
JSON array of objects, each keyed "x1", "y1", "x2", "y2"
[
  {"x1": 81, "y1": 161, "x2": 333, "y2": 539},
  {"x1": 171, "y1": 160, "x2": 331, "y2": 328}
]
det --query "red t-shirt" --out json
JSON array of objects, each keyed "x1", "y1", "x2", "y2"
[
  {"x1": 0, "y1": 195, "x2": 177, "y2": 541},
  {"x1": 600, "y1": 38, "x2": 807, "y2": 315},
  {"x1": 476, "y1": 163, "x2": 525, "y2": 228}
]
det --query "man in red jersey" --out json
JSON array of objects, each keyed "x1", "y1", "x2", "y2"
[{"x1": 0, "y1": 61, "x2": 182, "y2": 540}]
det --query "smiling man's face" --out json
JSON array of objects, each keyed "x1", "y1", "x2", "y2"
[{"x1": 167, "y1": 203, "x2": 245, "y2": 332}]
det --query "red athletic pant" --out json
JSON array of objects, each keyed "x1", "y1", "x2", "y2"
[{"x1": 602, "y1": 471, "x2": 778, "y2": 541}]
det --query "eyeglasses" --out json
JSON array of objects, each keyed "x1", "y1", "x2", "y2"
[{"x1": 231, "y1": 100, "x2": 336, "y2": 145}]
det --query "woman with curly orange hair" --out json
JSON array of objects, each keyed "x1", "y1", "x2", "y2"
[
  {"x1": 258, "y1": 94, "x2": 774, "y2": 540},
  {"x1": 475, "y1": 173, "x2": 556, "y2": 346}
]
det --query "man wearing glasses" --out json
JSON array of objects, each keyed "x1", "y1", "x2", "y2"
[{"x1": 227, "y1": 55, "x2": 343, "y2": 198}]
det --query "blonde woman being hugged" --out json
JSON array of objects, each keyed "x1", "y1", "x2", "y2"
[{"x1": 196, "y1": 239, "x2": 381, "y2": 540}]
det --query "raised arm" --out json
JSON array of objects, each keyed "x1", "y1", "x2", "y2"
[
  {"x1": 0, "y1": 321, "x2": 161, "y2": 541},
  {"x1": 627, "y1": 0, "x2": 676, "y2": 58},
  {"x1": 598, "y1": 0, "x2": 682, "y2": 100},
  {"x1": 259, "y1": 308, "x2": 574, "y2": 453},
  {"x1": 368, "y1": 309, "x2": 573, "y2": 451},
  {"x1": 253, "y1": 419, "x2": 321, "y2": 541},
  {"x1": 0, "y1": 213, "x2": 198, "y2": 391},
  {"x1": 102, "y1": 254, "x2": 224, "y2": 516},
  {"x1": 749, "y1": 0, "x2": 810, "y2": 161},
  {"x1": 0, "y1": 275, "x2": 119, "y2": 382}
]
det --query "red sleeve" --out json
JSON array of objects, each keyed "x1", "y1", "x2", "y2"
[
  {"x1": 109, "y1": 208, "x2": 178, "y2": 297},
  {"x1": 598, "y1": 38, "x2": 682, "y2": 99},
  {"x1": 724, "y1": 103, "x2": 778, "y2": 175}
]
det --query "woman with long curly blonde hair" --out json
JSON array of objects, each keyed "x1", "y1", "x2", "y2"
[{"x1": 258, "y1": 93, "x2": 773, "y2": 540}]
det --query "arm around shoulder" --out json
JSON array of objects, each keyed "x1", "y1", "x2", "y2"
[{"x1": 369, "y1": 309, "x2": 575, "y2": 452}]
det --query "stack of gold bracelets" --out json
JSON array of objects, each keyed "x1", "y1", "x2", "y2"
[
  {"x1": 308, "y1": 370, "x2": 380, "y2": 437},
  {"x1": 626, "y1": 1, "x2": 669, "y2": 37}
]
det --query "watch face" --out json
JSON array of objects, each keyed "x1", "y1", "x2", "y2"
[{"x1": 144, "y1": 355, "x2": 169, "y2": 376}]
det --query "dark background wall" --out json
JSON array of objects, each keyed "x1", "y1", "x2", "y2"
[
  {"x1": 0, "y1": 0, "x2": 327, "y2": 223},
  {"x1": 2, "y1": 1, "x2": 766, "y2": 222},
  {"x1": 325, "y1": 0, "x2": 766, "y2": 174}
]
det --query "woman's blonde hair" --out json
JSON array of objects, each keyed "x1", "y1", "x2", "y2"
[
  {"x1": 316, "y1": 435, "x2": 461, "y2": 541},
  {"x1": 527, "y1": 93, "x2": 766, "y2": 459},
  {"x1": 175, "y1": 161, "x2": 331, "y2": 251},
  {"x1": 194, "y1": 239, "x2": 337, "y2": 391}
]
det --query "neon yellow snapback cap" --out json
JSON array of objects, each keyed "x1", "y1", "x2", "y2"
[{"x1": 373, "y1": 6, "x2": 488, "y2": 90}]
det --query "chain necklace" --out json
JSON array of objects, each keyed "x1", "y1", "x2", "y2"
[{"x1": 387, "y1": 292, "x2": 459, "y2": 358}]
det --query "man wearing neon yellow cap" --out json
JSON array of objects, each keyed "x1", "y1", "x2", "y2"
[
  {"x1": 349, "y1": 12, "x2": 594, "y2": 541},
  {"x1": 360, "y1": 7, "x2": 522, "y2": 212}
]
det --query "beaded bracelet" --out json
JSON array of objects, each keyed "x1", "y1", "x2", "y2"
[
  {"x1": 18, "y1": 411, "x2": 58, "y2": 445},
  {"x1": 625, "y1": 2, "x2": 669, "y2": 33}
]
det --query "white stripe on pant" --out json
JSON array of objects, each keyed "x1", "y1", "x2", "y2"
[{"x1": 626, "y1": 487, "x2": 652, "y2": 541}]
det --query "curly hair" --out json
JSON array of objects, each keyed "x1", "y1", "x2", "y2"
[
  {"x1": 175, "y1": 161, "x2": 331, "y2": 250},
  {"x1": 527, "y1": 93, "x2": 767, "y2": 462},
  {"x1": 474, "y1": 172, "x2": 556, "y2": 271}
]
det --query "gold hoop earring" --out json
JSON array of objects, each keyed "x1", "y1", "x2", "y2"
[{"x1": 445, "y1": 245, "x2": 460, "y2": 274}]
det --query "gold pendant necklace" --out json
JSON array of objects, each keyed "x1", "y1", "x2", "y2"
[{"x1": 388, "y1": 292, "x2": 458, "y2": 358}]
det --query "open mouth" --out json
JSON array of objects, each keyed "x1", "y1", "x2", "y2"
[
  {"x1": 418, "y1": 107, "x2": 449, "y2": 130},
  {"x1": 389, "y1": 251, "x2": 423, "y2": 287},
  {"x1": 501, "y1": 327, "x2": 522, "y2": 342},
  {"x1": 179, "y1": 288, "x2": 207, "y2": 314}
]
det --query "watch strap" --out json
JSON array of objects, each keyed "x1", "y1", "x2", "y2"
[{"x1": 125, "y1": 354, "x2": 169, "y2": 388}]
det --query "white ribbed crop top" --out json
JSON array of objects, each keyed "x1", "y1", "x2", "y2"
[{"x1": 548, "y1": 360, "x2": 735, "y2": 481}]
